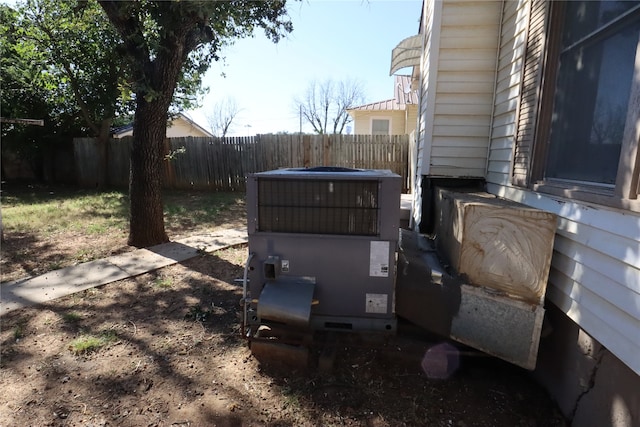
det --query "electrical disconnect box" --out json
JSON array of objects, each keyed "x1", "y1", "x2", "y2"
[{"x1": 244, "y1": 167, "x2": 401, "y2": 335}]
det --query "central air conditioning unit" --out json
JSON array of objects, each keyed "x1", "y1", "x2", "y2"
[{"x1": 244, "y1": 167, "x2": 401, "y2": 336}]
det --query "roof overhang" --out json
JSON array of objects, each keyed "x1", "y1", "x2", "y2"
[{"x1": 389, "y1": 34, "x2": 421, "y2": 76}]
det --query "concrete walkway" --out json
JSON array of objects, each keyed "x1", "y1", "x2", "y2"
[{"x1": 0, "y1": 227, "x2": 248, "y2": 316}]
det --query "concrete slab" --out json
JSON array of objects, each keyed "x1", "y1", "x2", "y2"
[
  {"x1": 176, "y1": 227, "x2": 248, "y2": 252},
  {"x1": 1, "y1": 228, "x2": 248, "y2": 316},
  {"x1": 107, "y1": 244, "x2": 192, "y2": 276},
  {"x1": 1, "y1": 260, "x2": 130, "y2": 313}
]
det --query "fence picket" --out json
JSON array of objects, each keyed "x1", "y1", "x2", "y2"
[{"x1": 73, "y1": 134, "x2": 410, "y2": 192}]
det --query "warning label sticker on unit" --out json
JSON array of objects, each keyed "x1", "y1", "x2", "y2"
[
  {"x1": 369, "y1": 241, "x2": 390, "y2": 277},
  {"x1": 366, "y1": 293, "x2": 388, "y2": 314}
]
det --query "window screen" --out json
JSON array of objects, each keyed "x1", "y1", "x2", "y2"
[
  {"x1": 257, "y1": 179, "x2": 379, "y2": 235},
  {"x1": 546, "y1": 2, "x2": 640, "y2": 185},
  {"x1": 371, "y1": 119, "x2": 390, "y2": 136}
]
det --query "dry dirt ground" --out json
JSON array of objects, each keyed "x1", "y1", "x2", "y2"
[{"x1": 1, "y1": 198, "x2": 567, "y2": 426}]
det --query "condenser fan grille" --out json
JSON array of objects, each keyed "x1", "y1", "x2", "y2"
[{"x1": 257, "y1": 178, "x2": 379, "y2": 235}]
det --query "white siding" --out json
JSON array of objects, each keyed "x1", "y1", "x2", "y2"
[
  {"x1": 421, "y1": 0, "x2": 502, "y2": 177},
  {"x1": 166, "y1": 118, "x2": 211, "y2": 138},
  {"x1": 418, "y1": 0, "x2": 440, "y2": 176},
  {"x1": 487, "y1": 0, "x2": 529, "y2": 186},
  {"x1": 487, "y1": 183, "x2": 640, "y2": 375},
  {"x1": 114, "y1": 116, "x2": 212, "y2": 138},
  {"x1": 351, "y1": 111, "x2": 409, "y2": 135},
  {"x1": 486, "y1": 0, "x2": 640, "y2": 375}
]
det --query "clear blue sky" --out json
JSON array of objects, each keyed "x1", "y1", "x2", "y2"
[{"x1": 187, "y1": 0, "x2": 422, "y2": 135}]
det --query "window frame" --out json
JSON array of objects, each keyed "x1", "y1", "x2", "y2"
[
  {"x1": 370, "y1": 117, "x2": 391, "y2": 136},
  {"x1": 530, "y1": 1, "x2": 640, "y2": 212}
]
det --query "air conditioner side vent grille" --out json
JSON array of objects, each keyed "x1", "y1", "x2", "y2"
[{"x1": 257, "y1": 178, "x2": 379, "y2": 236}]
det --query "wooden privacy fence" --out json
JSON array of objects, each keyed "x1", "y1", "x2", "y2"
[{"x1": 74, "y1": 134, "x2": 410, "y2": 192}]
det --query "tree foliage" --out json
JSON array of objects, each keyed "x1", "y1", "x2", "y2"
[
  {"x1": 98, "y1": 0, "x2": 293, "y2": 247},
  {"x1": 2, "y1": 0, "x2": 293, "y2": 246},
  {"x1": 23, "y1": 0, "x2": 126, "y2": 135},
  {"x1": 295, "y1": 78, "x2": 365, "y2": 134},
  {"x1": 0, "y1": 3, "x2": 75, "y2": 178},
  {"x1": 1, "y1": 0, "x2": 128, "y2": 182},
  {"x1": 1, "y1": 0, "x2": 215, "y2": 184}
]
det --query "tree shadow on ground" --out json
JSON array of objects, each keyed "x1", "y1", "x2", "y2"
[
  {"x1": 0, "y1": 250, "x2": 566, "y2": 427},
  {"x1": 0, "y1": 251, "x2": 294, "y2": 425}
]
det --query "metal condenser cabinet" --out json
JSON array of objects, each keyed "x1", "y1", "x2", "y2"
[{"x1": 245, "y1": 167, "x2": 401, "y2": 334}]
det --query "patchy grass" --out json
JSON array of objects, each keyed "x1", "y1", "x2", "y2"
[
  {"x1": 12, "y1": 323, "x2": 26, "y2": 341},
  {"x1": 61, "y1": 312, "x2": 83, "y2": 323},
  {"x1": 184, "y1": 305, "x2": 213, "y2": 322},
  {"x1": 1, "y1": 185, "x2": 243, "y2": 238},
  {"x1": 1, "y1": 187, "x2": 128, "y2": 236},
  {"x1": 163, "y1": 191, "x2": 243, "y2": 234},
  {"x1": 152, "y1": 276, "x2": 174, "y2": 289},
  {"x1": 68, "y1": 330, "x2": 118, "y2": 354},
  {"x1": 215, "y1": 245, "x2": 249, "y2": 266},
  {"x1": 0, "y1": 184, "x2": 246, "y2": 283}
]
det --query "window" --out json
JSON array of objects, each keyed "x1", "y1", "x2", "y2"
[
  {"x1": 532, "y1": 1, "x2": 640, "y2": 209},
  {"x1": 371, "y1": 119, "x2": 390, "y2": 136}
]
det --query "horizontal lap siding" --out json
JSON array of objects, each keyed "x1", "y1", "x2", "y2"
[
  {"x1": 428, "y1": 1, "x2": 501, "y2": 178},
  {"x1": 412, "y1": 0, "x2": 432, "y2": 224},
  {"x1": 549, "y1": 229, "x2": 640, "y2": 375},
  {"x1": 487, "y1": 0, "x2": 640, "y2": 375},
  {"x1": 487, "y1": 0, "x2": 530, "y2": 186},
  {"x1": 487, "y1": 183, "x2": 640, "y2": 376},
  {"x1": 418, "y1": 0, "x2": 437, "y2": 176},
  {"x1": 350, "y1": 111, "x2": 409, "y2": 135}
]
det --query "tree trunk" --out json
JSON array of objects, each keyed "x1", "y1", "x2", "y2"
[{"x1": 127, "y1": 100, "x2": 169, "y2": 248}]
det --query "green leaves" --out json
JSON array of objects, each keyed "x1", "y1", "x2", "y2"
[
  {"x1": 2, "y1": 0, "x2": 129, "y2": 151},
  {"x1": 100, "y1": 0, "x2": 293, "y2": 108}
]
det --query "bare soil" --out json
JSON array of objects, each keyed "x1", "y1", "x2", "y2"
[{"x1": 0, "y1": 194, "x2": 567, "y2": 427}]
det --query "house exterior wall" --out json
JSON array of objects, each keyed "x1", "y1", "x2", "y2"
[
  {"x1": 417, "y1": 0, "x2": 438, "y2": 178},
  {"x1": 419, "y1": 0, "x2": 502, "y2": 178},
  {"x1": 414, "y1": 0, "x2": 639, "y2": 423},
  {"x1": 166, "y1": 118, "x2": 211, "y2": 138},
  {"x1": 412, "y1": 0, "x2": 433, "y2": 228},
  {"x1": 486, "y1": 0, "x2": 640, "y2": 379},
  {"x1": 352, "y1": 111, "x2": 400, "y2": 135},
  {"x1": 483, "y1": 1, "x2": 640, "y2": 423},
  {"x1": 405, "y1": 105, "x2": 418, "y2": 135},
  {"x1": 351, "y1": 106, "x2": 418, "y2": 135},
  {"x1": 114, "y1": 116, "x2": 211, "y2": 138}
]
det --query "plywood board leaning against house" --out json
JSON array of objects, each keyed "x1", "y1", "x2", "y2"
[{"x1": 435, "y1": 189, "x2": 557, "y2": 304}]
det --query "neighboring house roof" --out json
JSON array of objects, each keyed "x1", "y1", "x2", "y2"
[
  {"x1": 111, "y1": 123, "x2": 133, "y2": 136},
  {"x1": 349, "y1": 99, "x2": 404, "y2": 112},
  {"x1": 348, "y1": 75, "x2": 418, "y2": 112},
  {"x1": 111, "y1": 113, "x2": 213, "y2": 138}
]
